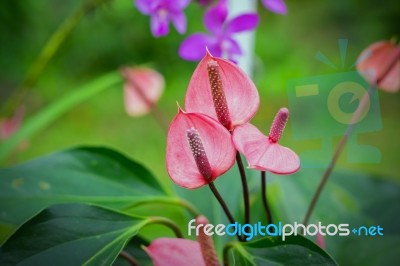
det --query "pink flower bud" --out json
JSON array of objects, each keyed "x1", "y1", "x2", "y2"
[
  {"x1": 121, "y1": 67, "x2": 165, "y2": 116},
  {"x1": 357, "y1": 40, "x2": 400, "y2": 93}
]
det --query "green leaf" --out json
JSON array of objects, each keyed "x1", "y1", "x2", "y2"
[
  {"x1": 255, "y1": 169, "x2": 400, "y2": 265},
  {"x1": 0, "y1": 203, "x2": 151, "y2": 266},
  {"x1": 0, "y1": 71, "x2": 122, "y2": 160},
  {"x1": 0, "y1": 146, "x2": 170, "y2": 244},
  {"x1": 225, "y1": 235, "x2": 337, "y2": 266}
]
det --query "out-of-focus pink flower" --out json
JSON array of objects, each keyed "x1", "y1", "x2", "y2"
[
  {"x1": 0, "y1": 107, "x2": 24, "y2": 140},
  {"x1": 121, "y1": 67, "x2": 165, "y2": 117},
  {"x1": 135, "y1": 0, "x2": 190, "y2": 37},
  {"x1": 179, "y1": 0, "x2": 259, "y2": 62},
  {"x1": 261, "y1": 0, "x2": 287, "y2": 14},
  {"x1": 357, "y1": 40, "x2": 400, "y2": 93},
  {"x1": 145, "y1": 238, "x2": 205, "y2": 266},
  {"x1": 184, "y1": 50, "x2": 259, "y2": 131},
  {"x1": 316, "y1": 231, "x2": 326, "y2": 249},
  {"x1": 233, "y1": 108, "x2": 300, "y2": 174},
  {"x1": 144, "y1": 216, "x2": 219, "y2": 266},
  {"x1": 166, "y1": 107, "x2": 235, "y2": 189}
]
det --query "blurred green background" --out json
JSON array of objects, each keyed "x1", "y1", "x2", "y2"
[{"x1": 0, "y1": 0, "x2": 399, "y2": 188}]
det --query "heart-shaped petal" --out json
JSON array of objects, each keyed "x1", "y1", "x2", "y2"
[
  {"x1": 144, "y1": 238, "x2": 205, "y2": 266},
  {"x1": 185, "y1": 51, "x2": 259, "y2": 130},
  {"x1": 121, "y1": 67, "x2": 164, "y2": 117},
  {"x1": 166, "y1": 108, "x2": 236, "y2": 189},
  {"x1": 233, "y1": 123, "x2": 300, "y2": 174}
]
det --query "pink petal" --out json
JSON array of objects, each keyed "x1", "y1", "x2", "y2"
[
  {"x1": 203, "y1": 0, "x2": 228, "y2": 35},
  {"x1": 226, "y1": 13, "x2": 259, "y2": 34},
  {"x1": 233, "y1": 123, "x2": 300, "y2": 174},
  {"x1": 262, "y1": 0, "x2": 287, "y2": 14},
  {"x1": 166, "y1": 109, "x2": 236, "y2": 189},
  {"x1": 357, "y1": 41, "x2": 400, "y2": 93},
  {"x1": 0, "y1": 107, "x2": 24, "y2": 140},
  {"x1": 144, "y1": 238, "x2": 206, "y2": 266},
  {"x1": 122, "y1": 67, "x2": 165, "y2": 117},
  {"x1": 179, "y1": 34, "x2": 217, "y2": 61},
  {"x1": 184, "y1": 51, "x2": 259, "y2": 130}
]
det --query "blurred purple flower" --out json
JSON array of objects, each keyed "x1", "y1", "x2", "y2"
[
  {"x1": 179, "y1": 0, "x2": 259, "y2": 62},
  {"x1": 261, "y1": 0, "x2": 287, "y2": 14},
  {"x1": 135, "y1": 0, "x2": 191, "y2": 37}
]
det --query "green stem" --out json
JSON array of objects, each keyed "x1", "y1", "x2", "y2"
[
  {"x1": 222, "y1": 243, "x2": 235, "y2": 266},
  {"x1": 209, "y1": 182, "x2": 244, "y2": 242},
  {"x1": 0, "y1": 71, "x2": 122, "y2": 160},
  {"x1": 122, "y1": 197, "x2": 199, "y2": 218},
  {"x1": 236, "y1": 152, "x2": 250, "y2": 225},
  {"x1": 147, "y1": 217, "x2": 184, "y2": 238},
  {"x1": 119, "y1": 251, "x2": 139, "y2": 266},
  {"x1": 2, "y1": 0, "x2": 111, "y2": 115},
  {"x1": 261, "y1": 171, "x2": 273, "y2": 225}
]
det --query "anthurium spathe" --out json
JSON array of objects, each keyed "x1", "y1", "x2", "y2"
[
  {"x1": 356, "y1": 40, "x2": 400, "y2": 93},
  {"x1": 166, "y1": 107, "x2": 236, "y2": 189},
  {"x1": 145, "y1": 238, "x2": 206, "y2": 266},
  {"x1": 184, "y1": 50, "x2": 259, "y2": 130},
  {"x1": 232, "y1": 108, "x2": 300, "y2": 174},
  {"x1": 145, "y1": 216, "x2": 219, "y2": 266},
  {"x1": 121, "y1": 67, "x2": 165, "y2": 117}
]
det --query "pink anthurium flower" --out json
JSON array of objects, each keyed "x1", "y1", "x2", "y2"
[
  {"x1": 232, "y1": 108, "x2": 300, "y2": 174},
  {"x1": 145, "y1": 238, "x2": 205, "y2": 266},
  {"x1": 166, "y1": 107, "x2": 236, "y2": 189},
  {"x1": 121, "y1": 67, "x2": 165, "y2": 117},
  {"x1": 144, "y1": 216, "x2": 219, "y2": 266},
  {"x1": 184, "y1": 50, "x2": 259, "y2": 131},
  {"x1": 357, "y1": 40, "x2": 400, "y2": 93},
  {"x1": 0, "y1": 107, "x2": 24, "y2": 140}
]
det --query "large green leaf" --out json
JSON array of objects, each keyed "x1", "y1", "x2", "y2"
[
  {"x1": 0, "y1": 203, "x2": 151, "y2": 266},
  {"x1": 252, "y1": 169, "x2": 400, "y2": 265},
  {"x1": 0, "y1": 146, "x2": 171, "y2": 243},
  {"x1": 224, "y1": 235, "x2": 337, "y2": 265}
]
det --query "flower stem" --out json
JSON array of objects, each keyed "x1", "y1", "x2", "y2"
[
  {"x1": 2, "y1": 0, "x2": 111, "y2": 115},
  {"x1": 261, "y1": 171, "x2": 273, "y2": 225},
  {"x1": 303, "y1": 84, "x2": 376, "y2": 225},
  {"x1": 236, "y1": 152, "x2": 250, "y2": 225},
  {"x1": 119, "y1": 251, "x2": 139, "y2": 266},
  {"x1": 209, "y1": 182, "x2": 244, "y2": 241},
  {"x1": 147, "y1": 217, "x2": 184, "y2": 238}
]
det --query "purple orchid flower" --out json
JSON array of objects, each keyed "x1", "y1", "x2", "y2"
[
  {"x1": 262, "y1": 0, "x2": 287, "y2": 14},
  {"x1": 135, "y1": 0, "x2": 191, "y2": 37},
  {"x1": 179, "y1": 0, "x2": 259, "y2": 62}
]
